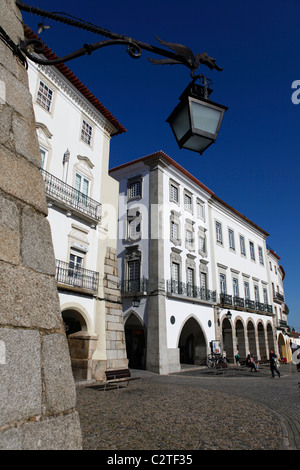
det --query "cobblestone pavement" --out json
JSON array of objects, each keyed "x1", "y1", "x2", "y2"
[{"x1": 75, "y1": 363, "x2": 300, "y2": 451}]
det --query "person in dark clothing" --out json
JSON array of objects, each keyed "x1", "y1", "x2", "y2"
[{"x1": 269, "y1": 349, "x2": 280, "y2": 378}]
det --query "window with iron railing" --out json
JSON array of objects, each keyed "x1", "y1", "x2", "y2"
[{"x1": 41, "y1": 169, "x2": 101, "y2": 222}]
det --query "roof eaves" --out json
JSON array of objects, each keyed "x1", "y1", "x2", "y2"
[{"x1": 23, "y1": 25, "x2": 126, "y2": 136}]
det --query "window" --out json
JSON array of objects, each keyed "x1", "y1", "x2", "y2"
[
  {"x1": 263, "y1": 288, "x2": 268, "y2": 305},
  {"x1": 216, "y1": 222, "x2": 223, "y2": 244},
  {"x1": 220, "y1": 273, "x2": 226, "y2": 294},
  {"x1": 233, "y1": 278, "x2": 239, "y2": 297},
  {"x1": 68, "y1": 252, "x2": 83, "y2": 286},
  {"x1": 240, "y1": 235, "x2": 246, "y2": 256},
  {"x1": 199, "y1": 235, "x2": 205, "y2": 252},
  {"x1": 244, "y1": 281, "x2": 250, "y2": 299},
  {"x1": 254, "y1": 285, "x2": 260, "y2": 302},
  {"x1": 128, "y1": 219, "x2": 141, "y2": 240},
  {"x1": 171, "y1": 221, "x2": 179, "y2": 241},
  {"x1": 258, "y1": 246, "x2": 264, "y2": 265},
  {"x1": 36, "y1": 80, "x2": 53, "y2": 112},
  {"x1": 200, "y1": 272, "x2": 207, "y2": 290},
  {"x1": 184, "y1": 193, "x2": 192, "y2": 212},
  {"x1": 170, "y1": 184, "x2": 179, "y2": 203},
  {"x1": 74, "y1": 173, "x2": 89, "y2": 208},
  {"x1": 81, "y1": 119, "x2": 93, "y2": 146},
  {"x1": 128, "y1": 259, "x2": 140, "y2": 284},
  {"x1": 171, "y1": 262, "x2": 179, "y2": 282},
  {"x1": 187, "y1": 268, "x2": 194, "y2": 296},
  {"x1": 171, "y1": 262, "x2": 180, "y2": 293},
  {"x1": 228, "y1": 229, "x2": 235, "y2": 250},
  {"x1": 39, "y1": 147, "x2": 48, "y2": 169},
  {"x1": 197, "y1": 200, "x2": 205, "y2": 220},
  {"x1": 185, "y1": 229, "x2": 193, "y2": 249},
  {"x1": 129, "y1": 180, "x2": 142, "y2": 199},
  {"x1": 249, "y1": 241, "x2": 255, "y2": 260}
]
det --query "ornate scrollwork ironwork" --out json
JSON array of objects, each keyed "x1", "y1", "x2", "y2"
[{"x1": 16, "y1": 0, "x2": 222, "y2": 79}]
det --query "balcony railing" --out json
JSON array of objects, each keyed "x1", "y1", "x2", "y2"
[
  {"x1": 274, "y1": 292, "x2": 285, "y2": 303},
  {"x1": 167, "y1": 281, "x2": 216, "y2": 303},
  {"x1": 220, "y1": 293, "x2": 233, "y2": 306},
  {"x1": 233, "y1": 296, "x2": 244, "y2": 308},
  {"x1": 220, "y1": 295, "x2": 273, "y2": 314},
  {"x1": 55, "y1": 259, "x2": 99, "y2": 293},
  {"x1": 41, "y1": 169, "x2": 101, "y2": 222},
  {"x1": 120, "y1": 278, "x2": 148, "y2": 294}
]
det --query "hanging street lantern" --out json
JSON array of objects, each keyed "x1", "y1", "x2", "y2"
[{"x1": 167, "y1": 80, "x2": 228, "y2": 155}]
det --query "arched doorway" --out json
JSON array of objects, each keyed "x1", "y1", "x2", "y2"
[
  {"x1": 258, "y1": 322, "x2": 267, "y2": 360},
  {"x1": 235, "y1": 319, "x2": 246, "y2": 361},
  {"x1": 267, "y1": 323, "x2": 275, "y2": 354},
  {"x1": 62, "y1": 309, "x2": 87, "y2": 336},
  {"x1": 278, "y1": 332, "x2": 288, "y2": 360},
  {"x1": 125, "y1": 313, "x2": 146, "y2": 370},
  {"x1": 62, "y1": 309, "x2": 96, "y2": 380},
  {"x1": 247, "y1": 320, "x2": 257, "y2": 358},
  {"x1": 222, "y1": 318, "x2": 234, "y2": 362},
  {"x1": 178, "y1": 317, "x2": 207, "y2": 365}
]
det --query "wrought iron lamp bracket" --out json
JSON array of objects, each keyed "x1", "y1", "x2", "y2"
[{"x1": 16, "y1": 0, "x2": 223, "y2": 82}]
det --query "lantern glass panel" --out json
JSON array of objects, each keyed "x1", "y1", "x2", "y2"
[
  {"x1": 182, "y1": 135, "x2": 212, "y2": 153},
  {"x1": 191, "y1": 101, "x2": 223, "y2": 136},
  {"x1": 170, "y1": 103, "x2": 190, "y2": 141}
]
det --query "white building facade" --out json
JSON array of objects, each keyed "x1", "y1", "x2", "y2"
[
  {"x1": 26, "y1": 27, "x2": 128, "y2": 381},
  {"x1": 110, "y1": 151, "x2": 292, "y2": 374}
]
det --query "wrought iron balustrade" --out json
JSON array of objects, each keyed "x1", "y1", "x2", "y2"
[
  {"x1": 233, "y1": 296, "x2": 244, "y2": 308},
  {"x1": 55, "y1": 259, "x2": 99, "y2": 293},
  {"x1": 220, "y1": 293, "x2": 233, "y2": 306},
  {"x1": 256, "y1": 301, "x2": 266, "y2": 312},
  {"x1": 274, "y1": 292, "x2": 285, "y2": 302},
  {"x1": 245, "y1": 299, "x2": 255, "y2": 310},
  {"x1": 41, "y1": 169, "x2": 101, "y2": 221},
  {"x1": 120, "y1": 278, "x2": 148, "y2": 294},
  {"x1": 166, "y1": 280, "x2": 216, "y2": 303},
  {"x1": 264, "y1": 304, "x2": 273, "y2": 314}
]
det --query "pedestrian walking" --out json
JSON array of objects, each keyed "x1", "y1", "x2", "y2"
[{"x1": 269, "y1": 349, "x2": 280, "y2": 378}]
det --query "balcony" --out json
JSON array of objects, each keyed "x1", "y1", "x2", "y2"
[
  {"x1": 120, "y1": 278, "x2": 148, "y2": 295},
  {"x1": 220, "y1": 295, "x2": 273, "y2": 314},
  {"x1": 273, "y1": 292, "x2": 285, "y2": 303},
  {"x1": 233, "y1": 296, "x2": 245, "y2": 308},
  {"x1": 55, "y1": 259, "x2": 99, "y2": 294},
  {"x1": 166, "y1": 281, "x2": 216, "y2": 303},
  {"x1": 220, "y1": 293, "x2": 233, "y2": 306},
  {"x1": 41, "y1": 169, "x2": 101, "y2": 225}
]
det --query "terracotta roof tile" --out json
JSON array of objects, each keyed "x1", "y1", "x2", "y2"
[{"x1": 24, "y1": 25, "x2": 126, "y2": 136}]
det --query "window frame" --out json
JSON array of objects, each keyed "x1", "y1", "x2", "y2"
[{"x1": 80, "y1": 118, "x2": 93, "y2": 147}]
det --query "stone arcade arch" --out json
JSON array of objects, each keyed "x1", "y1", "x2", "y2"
[
  {"x1": 247, "y1": 320, "x2": 258, "y2": 358},
  {"x1": 277, "y1": 332, "x2": 288, "y2": 360},
  {"x1": 222, "y1": 318, "x2": 234, "y2": 362},
  {"x1": 124, "y1": 312, "x2": 146, "y2": 370},
  {"x1": 267, "y1": 323, "x2": 275, "y2": 354},
  {"x1": 62, "y1": 307, "x2": 96, "y2": 380},
  {"x1": 235, "y1": 318, "x2": 246, "y2": 361},
  {"x1": 178, "y1": 317, "x2": 207, "y2": 365},
  {"x1": 62, "y1": 308, "x2": 88, "y2": 336},
  {"x1": 257, "y1": 321, "x2": 267, "y2": 360}
]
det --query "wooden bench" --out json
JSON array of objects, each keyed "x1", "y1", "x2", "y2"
[{"x1": 104, "y1": 369, "x2": 141, "y2": 390}]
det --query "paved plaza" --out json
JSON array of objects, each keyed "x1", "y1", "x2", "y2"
[{"x1": 76, "y1": 363, "x2": 300, "y2": 451}]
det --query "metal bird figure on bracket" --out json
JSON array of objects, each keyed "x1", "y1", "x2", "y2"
[
  {"x1": 148, "y1": 37, "x2": 223, "y2": 78},
  {"x1": 15, "y1": 0, "x2": 223, "y2": 80}
]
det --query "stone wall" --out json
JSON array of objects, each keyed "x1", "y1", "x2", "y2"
[
  {"x1": 104, "y1": 247, "x2": 128, "y2": 371},
  {"x1": 0, "y1": 0, "x2": 82, "y2": 449}
]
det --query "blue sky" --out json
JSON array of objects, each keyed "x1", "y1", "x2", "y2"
[{"x1": 20, "y1": 0, "x2": 300, "y2": 329}]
